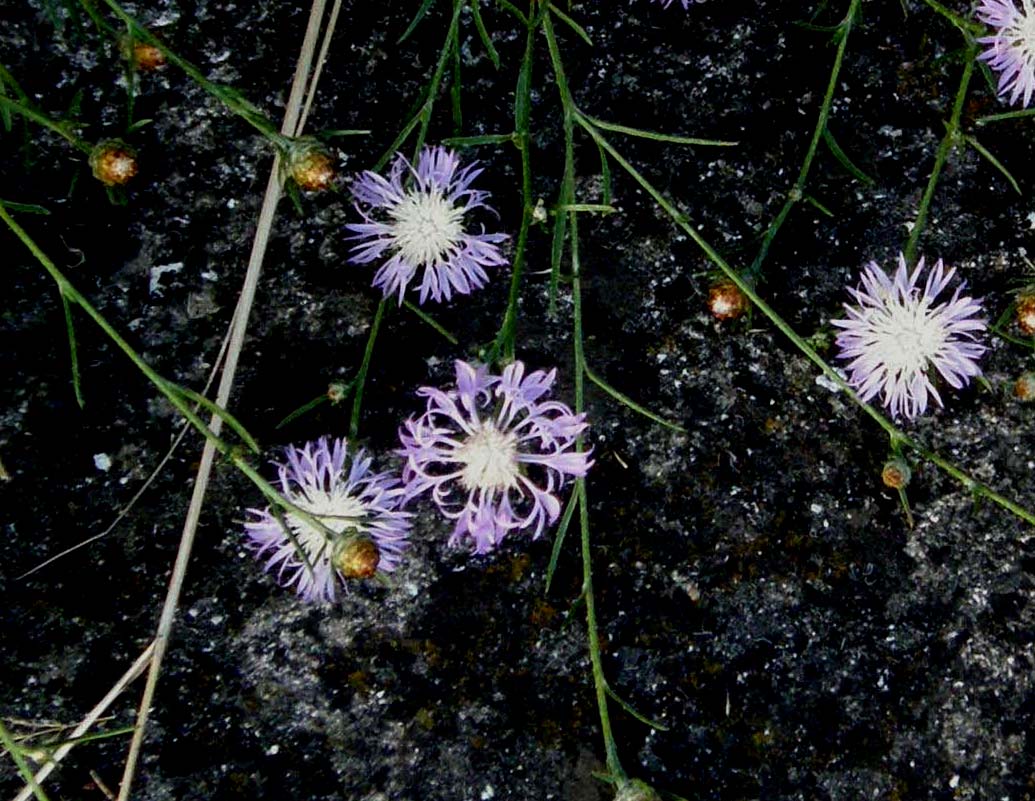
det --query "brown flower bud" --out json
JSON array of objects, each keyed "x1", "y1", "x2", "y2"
[
  {"x1": 1014, "y1": 371, "x2": 1035, "y2": 403},
  {"x1": 132, "y1": 42, "x2": 166, "y2": 71},
  {"x1": 1017, "y1": 293, "x2": 1035, "y2": 336},
  {"x1": 287, "y1": 141, "x2": 335, "y2": 192},
  {"x1": 333, "y1": 536, "x2": 380, "y2": 579},
  {"x1": 881, "y1": 458, "x2": 911, "y2": 490},
  {"x1": 327, "y1": 382, "x2": 348, "y2": 403},
  {"x1": 89, "y1": 140, "x2": 138, "y2": 186},
  {"x1": 708, "y1": 280, "x2": 749, "y2": 321}
]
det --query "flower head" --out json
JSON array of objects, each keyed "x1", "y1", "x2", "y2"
[
  {"x1": 832, "y1": 254, "x2": 987, "y2": 420},
  {"x1": 346, "y1": 146, "x2": 508, "y2": 305},
  {"x1": 399, "y1": 360, "x2": 592, "y2": 553},
  {"x1": 244, "y1": 437, "x2": 410, "y2": 603},
  {"x1": 977, "y1": 0, "x2": 1035, "y2": 107}
]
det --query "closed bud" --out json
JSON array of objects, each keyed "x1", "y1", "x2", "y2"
[
  {"x1": 881, "y1": 458, "x2": 911, "y2": 490},
  {"x1": 614, "y1": 780, "x2": 662, "y2": 801},
  {"x1": 708, "y1": 279, "x2": 749, "y2": 321},
  {"x1": 287, "y1": 140, "x2": 335, "y2": 192},
  {"x1": 333, "y1": 536, "x2": 380, "y2": 579},
  {"x1": 327, "y1": 382, "x2": 348, "y2": 403},
  {"x1": 133, "y1": 42, "x2": 166, "y2": 71},
  {"x1": 89, "y1": 140, "x2": 138, "y2": 186},
  {"x1": 1014, "y1": 371, "x2": 1035, "y2": 403},
  {"x1": 1017, "y1": 293, "x2": 1035, "y2": 336}
]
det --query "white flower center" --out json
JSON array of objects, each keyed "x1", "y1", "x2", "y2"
[
  {"x1": 286, "y1": 487, "x2": 367, "y2": 558},
  {"x1": 1005, "y1": 6, "x2": 1035, "y2": 63},
  {"x1": 455, "y1": 423, "x2": 519, "y2": 492},
  {"x1": 869, "y1": 298, "x2": 946, "y2": 377},
  {"x1": 389, "y1": 188, "x2": 464, "y2": 266}
]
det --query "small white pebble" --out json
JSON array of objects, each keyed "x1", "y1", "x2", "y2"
[
  {"x1": 93, "y1": 453, "x2": 112, "y2": 472},
  {"x1": 481, "y1": 785, "x2": 495, "y2": 800}
]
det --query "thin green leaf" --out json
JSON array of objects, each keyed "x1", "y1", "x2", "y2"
[
  {"x1": 398, "y1": 0, "x2": 437, "y2": 43},
  {"x1": 604, "y1": 685, "x2": 670, "y2": 731},
  {"x1": 470, "y1": 0, "x2": 500, "y2": 68},
  {"x1": 402, "y1": 299, "x2": 459, "y2": 344},
  {"x1": 165, "y1": 383, "x2": 260, "y2": 454},
  {"x1": 595, "y1": 140, "x2": 612, "y2": 205},
  {"x1": 495, "y1": 0, "x2": 528, "y2": 26},
  {"x1": 803, "y1": 193, "x2": 834, "y2": 217},
  {"x1": 275, "y1": 393, "x2": 331, "y2": 429},
  {"x1": 976, "y1": 107, "x2": 1035, "y2": 125},
  {"x1": 125, "y1": 117, "x2": 153, "y2": 134},
  {"x1": 965, "y1": 133, "x2": 1022, "y2": 195},
  {"x1": 450, "y1": 34, "x2": 463, "y2": 135},
  {"x1": 0, "y1": 200, "x2": 49, "y2": 214},
  {"x1": 556, "y1": 203, "x2": 615, "y2": 214},
  {"x1": 60, "y1": 289, "x2": 84, "y2": 408},
  {"x1": 584, "y1": 364, "x2": 685, "y2": 432},
  {"x1": 821, "y1": 127, "x2": 875, "y2": 185},
  {"x1": 549, "y1": 204, "x2": 569, "y2": 306},
  {"x1": 514, "y1": 29, "x2": 533, "y2": 133},
  {"x1": 583, "y1": 113, "x2": 738, "y2": 147},
  {"x1": 544, "y1": 490, "x2": 579, "y2": 594},
  {"x1": 316, "y1": 128, "x2": 371, "y2": 139},
  {"x1": 441, "y1": 133, "x2": 515, "y2": 146},
  {"x1": 548, "y1": 2, "x2": 592, "y2": 46},
  {"x1": 0, "y1": 718, "x2": 52, "y2": 801}
]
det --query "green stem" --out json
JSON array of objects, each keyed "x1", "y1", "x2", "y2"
[
  {"x1": 349, "y1": 298, "x2": 387, "y2": 440},
  {"x1": 576, "y1": 115, "x2": 1035, "y2": 528},
  {"x1": 543, "y1": 11, "x2": 626, "y2": 782},
  {"x1": 0, "y1": 718, "x2": 52, "y2": 801},
  {"x1": 904, "y1": 43, "x2": 977, "y2": 266},
  {"x1": 491, "y1": 14, "x2": 536, "y2": 363},
  {"x1": 748, "y1": 0, "x2": 860, "y2": 279},
  {"x1": 0, "y1": 95, "x2": 91, "y2": 153}
]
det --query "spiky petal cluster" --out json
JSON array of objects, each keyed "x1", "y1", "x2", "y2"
[
  {"x1": 977, "y1": 0, "x2": 1035, "y2": 107},
  {"x1": 244, "y1": 437, "x2": 410, "y2": 603},
  {"x1": 832, "y1": 254, "x2": 987, "y2": 420},
  {"x1": 399, "y1": 361, "x2": 592, "y2": 553},
  {"x1": 346, "y1": 146, "x2": 508, "y2": 305}
]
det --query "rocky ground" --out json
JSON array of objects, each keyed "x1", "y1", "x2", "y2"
[{"x1": 3, "y1": 1, "x2": 1035, "y2": 799}]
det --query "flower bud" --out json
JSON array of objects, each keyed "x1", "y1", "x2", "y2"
[
  {"x1": 614, "y1": 780, "x2": 662, "y2": 801},
  {"x1": 1017, "y1": 293, "x2": 1035, "y2": 336},
  {"x1": 707, "y1": 279, "x2": 749, "y2": 321},
  {"x1": 133, "y1": 42, "x2": 166, "y2": 71},
  {"x1": 287, "y1": 140, "x2": 335, "y2": 192},
  {"x1": 881, "y1": 458, "x2": 911, "y2": 490},
  {"x1": 327, "y1": 382, "x2": 348, "y2": 403},
  {"x1": 1014, "y1": 371, "x2": 1035, "y2": 403},
  {"x1": 333, "y1": 536, "x2": 380, "y2": 579},
  {"x1": 89, "y1": 140, "x2": 138, "y2": 186}
]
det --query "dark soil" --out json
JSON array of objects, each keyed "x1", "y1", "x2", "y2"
[{"x1": 3, "y1": 1, "x2": 1035, "y2": 800}]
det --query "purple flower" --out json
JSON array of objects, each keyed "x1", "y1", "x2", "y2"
[
  {"x1": 244, "y1": 437, "x2": 411, "y2": 603},
  {"x1": 832, "y1": 254, "x2": 987, "y2": 420},
  {"x1": 977, "y1": 0, "x2": 1035, "y2": 107},
  {"x1": 399, "y1": 360, "x2": 592, "y2": 553},
  {"x1": 346, "y1": 146, "x2": 509, "y2": 305}
]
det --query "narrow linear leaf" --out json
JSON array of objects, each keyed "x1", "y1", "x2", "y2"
[
  {"x1": 402, "y1": 299, "x2": 459, "y2": 343},
  {"x1": 604, "y1": 685, "x2": 670, "y2": 731},
  {"x1": 441, "y1": 133, "x2": 516, "y2": 146},
  {"x1": 514, "y1": 31, "x2": 533, "y2": 133},
  {"x1": 803, "y1": 193, "x2": 834, "y2": 217},
  {"x1": 165, "y1": 383, "x2": 260, "y2": 453},
  {"x1": 549, "y1": 203, "x2": 569, "y2": 307},
  {"x1": 316, "y1": 128, "x2": 371, "y2": 139},
  {"x1": 965, "y1": 133, "x2": 1022, "y2": 195},
  {"x1": 0, "y1": 200, "x2": 49, "y2": 214},
  {"x1": 584, "y1": 364, "x2": 685, "y2": 433},
  {"x1": 548, "y1": 2, "x2": 592, "y2": 46},
  {"x1": 450, "y1": 34, "x2": 463, "y2": 136},
  {"x1": 60, "y1": 289, "x2": 84, "y2": 408},
  {"x1": 976, "y1": 107, "x2": 1035, "y2": 125},
  {"x1": 276, "y1": 393, "x2": 332, "y2": 429},
  {"x1": 821, "y1": 127, "x2": 875, "y2": 185},
  {"x1": 397, "y1": 0, "x2": 437, "y2": 43},
  {"x1": 470, "y1": 0, "x2": 500, "y2": 68},
  {"x1": 556, "y1": 203, "x2": 615, "y2": 214},
  {"x1": 0, "y1": 718, "x2": 52, "y2": 801},
  {"x1": 495, "y1": 0, "x2": 528, "y2": 26},
  {"x1": 583, "y1": 113, "x2": 738, "y2": 147},
  {"x1": 595, "y1": 140, "x2": 612, "y2": 205},
  {"x1": 545, "y1": 490, "x2": 579, "y2": 594}
]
